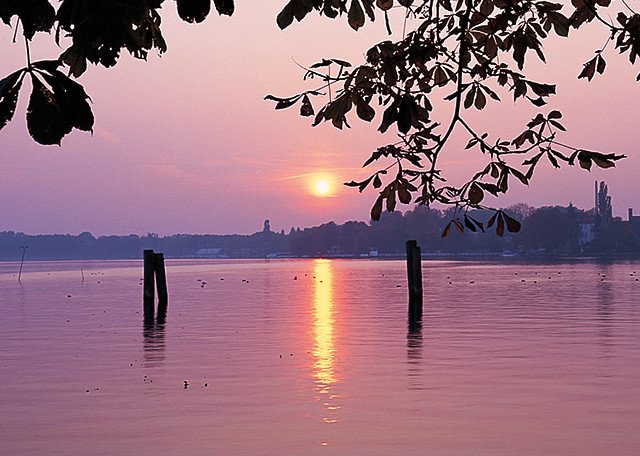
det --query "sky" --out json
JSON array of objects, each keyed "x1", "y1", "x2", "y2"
[{"x1": 0, "y1": 1, "x2": 638, "y2": 236}]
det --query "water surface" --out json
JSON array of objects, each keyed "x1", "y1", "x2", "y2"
[{"x1": 1, "y1": 259, "x2": 639, "y2": 455}]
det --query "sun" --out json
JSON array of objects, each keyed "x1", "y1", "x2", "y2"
[
  {"x1": 310, "y1": 175, "x2": 333, "y2": 197},
  {"x1": 315, "y1": 179, "x2": 330, "y2": 196}
]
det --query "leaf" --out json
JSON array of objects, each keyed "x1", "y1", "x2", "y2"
[
  {"x1": 547, "y1": 110, "x2": 562, "y2": 119},
  {"x1": 39, "y1": 70, "x2": 94, "y2": 132},
  {"x1": 474, "y1": 88, "x2": 487, "y2": 110},
  {"x1": 377, "y1": 0, "x2": 394, "y2": 10},
  {"x1": 373, "y1": 174, "x2": 382, "y2": 188},
  {"x1": 464, "y1": 215, "x2": 477, "y2": 232},
  {"x1": 348, "y1": 0, "x2": 366, "y2": 31},
  {"x1": 0, "y1": 69, "x2": 25, "y2": 131},
  {"x1": 356, "y1": 98, "x2": 375, "y2": 121},
  {"x1": 503, "y1": 212, "x2": 521, "y2": 233},
  {"x1": 596, "y1": 54, "x2": 606, "y2": 74},
  {"x1": 464, "y1": 86, "x2": 475, "y2": 109},
  {"x1": 276, "y1": 1, "x2": 295, "y2": 29},
  {"x1": 496, "y1": 212, "x2": 505, "y2": 237},
  {"x1": 509, "y1": 167, "x2": 529, "y2": 186},
  {"x1": 264, "y1": 94, "x2": 302, "y2": 110},
  {"x1": 177, "y1": 0, "x2": 212, "y2": 23},
  {"x1": 212, "y1": 0, "x2": 234, "y2": 16},
  {"x1": 468, "y1": 183, "x2": 484, "y2": 205},
  {"x1": 26, "y1": 76, "x2": 73, "y2": 145},
  {"x1": 487, "y1": 211, "x2": 498, "y2": 228},
  {"x1": 59, "y1": 47, "x2": 88, "y2": 78},
  {"x1": 300, "y1": 94, "x2": 314, "y2": 117},
  {"x1": 441, "y1": 221, "x2": 452, "y2": 238},
  {"x1": 577, "y1": 151, "x2": 592, "y2": 170},
  {"x1": 397, "y1": 183, "x2": 412, "y2": 204},
  {"x1": 578, "y1": 56, "x2": 597, "y2": 81},
  {"x1": 386, "y1": 187, "x2": 396, "y2": 211},
  {"x1": 16, "y1": 0, "x2": 56, "y2": 40},
  {"x1": 371, "y1": 195, "x2": 384, "y2": 221}
]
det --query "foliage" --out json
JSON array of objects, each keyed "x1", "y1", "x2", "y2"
[
  {"x1": 265, "y1": 0, "x2": 632, "y2": 235},
  {"x1": 1, "y1": 0, "x2": 634, "y2": 233}
]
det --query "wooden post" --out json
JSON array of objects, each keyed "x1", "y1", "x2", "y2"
[
  {"x1": 143, "y1": 249, "x2": 156, "y2": 318},
  {"x1": 154, "y1": 252, "x2": 168, "y2": 322},
  {"x1": 406, "y1": 240, "x2": 423, "y2": 320}
]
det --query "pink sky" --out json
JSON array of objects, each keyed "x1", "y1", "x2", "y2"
[{"x1": 0, "y1": 2, "x2": 638, "y2": 236}]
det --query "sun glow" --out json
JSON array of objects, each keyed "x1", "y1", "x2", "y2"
[{"x1": 310, "y1": 175, "x2": 334, "y2": 197}]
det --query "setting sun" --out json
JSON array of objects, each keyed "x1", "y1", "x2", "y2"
[
  {"x1": 315, "y1": 179, "x2": 330, "y2": 196},
  {"x1": 310, "y1": 175, "x2": 334, "y2": 197}
]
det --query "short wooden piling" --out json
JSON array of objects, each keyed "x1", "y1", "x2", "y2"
[
  {"x1": 406, "y1": 240, "x2": 423, "y2": 319},
  {"x1": 143, "y1": 249, "x2": 169, "y2": 323},
  {"x1": 143, "y1": 249, "x2": 156, "y2": 318},
  {"x1": 154, "y1": 252, "x2": 168, "y2": 320}
]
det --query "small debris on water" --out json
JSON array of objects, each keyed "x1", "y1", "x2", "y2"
[{"x1": 183, "y1": 381, "x2": 189, "y2": 389}]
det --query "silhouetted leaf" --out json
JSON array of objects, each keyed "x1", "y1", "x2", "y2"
[
  {"x1": 371, "y1": 195, "x2": 383, "y2": 221},
  {"x1": 474, "y1": 88, "x2": 486, "y2": 110},
  {"x1": 468, "y1": 183, "x2": 484, "y2": 205},
  {"x1": 348, "y1": 0, "x2": 366, "y2": 31},
  {"x1": 177, "y1": 0, "x2": 211, "y2": 23},
  {"x1": 213, "y1": 0, "x2": 234, "y2": 16},
  {"x1": 276, "y1": 1, "x2": 295, "y2": 29},
  {"x1": 509, "y1": 167, "x2": 528, "y2": 186},
  {"x1": 27, "y1": 77, "x2": 73, "y2": 145},
  {"x1": 495, "y1": 215, "x2": 505, "y2": 236},
  {"x1": 300, "y1": 94, "x2": 314, "y2": 116},
  {"x1": 356, "y1": 98, "x2": 375, "y2": 121},
  {"x1": 264, "y1": 94, "x2": 302, "y2": 110},
  {"x1": 487, "y1": 211, "x2": 498, "y2": 228},
  {"x1": 441, "y1": 221, "x2": 452, "y2": 238},
  {"x1": 0, "y1": 69, "x2": 25, "y2": 131},
  {"x1": 8, "y1": 0, "x2": 56, "y2": 40},
  {"x1": 377, "y1": 0, "x2": 394, "y2": 10},
  {"x1": 503, "y1": 212, "x2": 521, "y2": 233},
  {"x1": 398, "y1": 183, "x2": 412, "y2": 204},
  {"x1": 464, "y1": 215, "x2": 477, "y2": 232},
  {"x1": 577, "y1": 151, "x2": 592, "y2": 170},
  {"x1": 39, "y1": 69, "x2": 94, "y2": 132},
  {"x1": 578, "y1": 56, "x2": 597, "y2": 81}
]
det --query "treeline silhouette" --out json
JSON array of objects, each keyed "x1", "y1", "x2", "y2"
[{"x1": 1, "y1": 204, "x2": 638, "y2": 261}]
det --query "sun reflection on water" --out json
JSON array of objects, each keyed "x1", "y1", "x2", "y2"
[{"x1": 312, "y1": 259, "x2": 340, "y2": 423}]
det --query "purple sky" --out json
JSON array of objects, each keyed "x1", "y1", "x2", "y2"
[{"x1": 1, "y1": 2, "x2": 638, "y2": 235}]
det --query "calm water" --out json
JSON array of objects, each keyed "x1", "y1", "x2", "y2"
[{"x1": 1, "y1": 258, "x2": 639, "y2": 455}]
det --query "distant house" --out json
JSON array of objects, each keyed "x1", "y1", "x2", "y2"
[{"x1": 577, "y1": 212, "x2": 597, "y2": 246}]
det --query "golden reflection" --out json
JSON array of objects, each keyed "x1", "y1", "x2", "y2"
[{"x1": 312, "y1": 259, "x2": 340, "y2": 423}]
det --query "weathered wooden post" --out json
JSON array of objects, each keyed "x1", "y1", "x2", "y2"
[
  {"x1": 154, "y1": 252, "x2": 168, "y2": 322},
  {"x1": 143, "y1": 249, "x2": 156, "y2": 319},
  {"x1": 406, "y1": 240, "x2": 423, "y2": 320}
]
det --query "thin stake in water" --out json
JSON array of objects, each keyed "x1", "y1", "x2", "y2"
[{"x1": 18, "y1": 245, "x2": 28, "y2": 283}]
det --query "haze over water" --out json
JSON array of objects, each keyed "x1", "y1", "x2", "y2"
[{"x1": 1, "y1": 258, "x2": 639, "y2": 455}]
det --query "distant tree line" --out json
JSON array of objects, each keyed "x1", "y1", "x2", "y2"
[{"x1": 1, "y1": 204, "x2": 639, "y2": 261}]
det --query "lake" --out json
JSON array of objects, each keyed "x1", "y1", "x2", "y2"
[{"x1": 1, "y1": 258, "x2": 639, "y2": 455}]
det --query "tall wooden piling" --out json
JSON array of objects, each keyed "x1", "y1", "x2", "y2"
[
  {"x1": 406, "y1": 240, "x2": 423, "y2": 319},
  {"x1": 143, "y1": 249, "x2": 156, "y2": 318}
]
